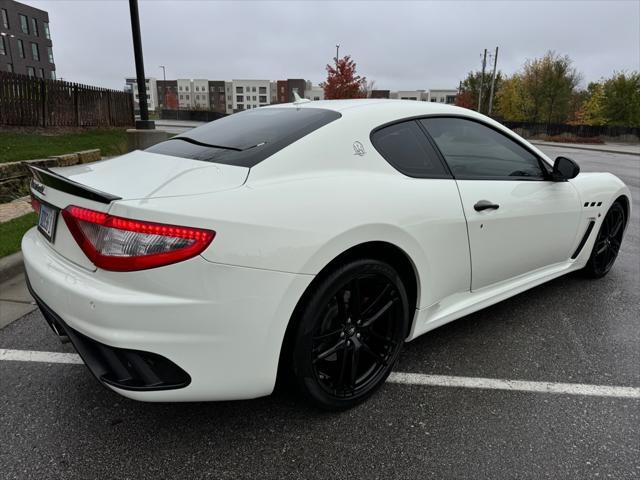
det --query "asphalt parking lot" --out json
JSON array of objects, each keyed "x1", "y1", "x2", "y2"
[{"x1": 1, "y1": 145, "x2": 638, "y2": 479}]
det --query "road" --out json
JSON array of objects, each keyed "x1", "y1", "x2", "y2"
[{"x1": 0, "y1": 146, "x2": 638, "y2": 479}]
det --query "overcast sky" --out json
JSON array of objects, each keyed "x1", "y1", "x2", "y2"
[{"x1": 23, "y1": 0, "x2": 640, "y2": 91}]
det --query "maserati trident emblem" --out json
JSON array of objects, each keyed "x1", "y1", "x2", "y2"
[
  {"x1": 353, "y1": 141, "x2": 366, "y2": 156},
  {"x1": 31, "y1": 179, "x2": 46, "y2": 195}
]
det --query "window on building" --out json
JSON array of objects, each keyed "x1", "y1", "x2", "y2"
[
  {"x1": 17, "y1": 39, "x2": 25, "y2": 58},
  {"x1": 252, "y1": 87, "x2": 256, "y2": 92},
  {"x1": 31, "y1": 18, "x2": 38, "y2": 36},
  {"x1": 259, "y1": 95, "x2": 267, "y2": 103},
  {"x1": 196, "y1": 94, "x2": 200, "y2": 100},
  {"x1": 236, "y1": 86, "x2": 243, "y2": 93},
  {"x1": 31, "y1": 42, "x2": 39, "y2": 61},
  {"x1": 227, "y1": 104, "x2": 232, "y2": 110},
  {"x1": 314, "y1": 96, "x2": 320, "y2": 101},
  {"x1": 259, "y1": 86, "x2": 267, "y2": 94},
  {"x1": 237, "y1": 104, "x2": 244, "y2": 110},
  {"x1": 1, "y1": 9, "x2": 9, "y2": 28},
  {"x1": 47, "y1": 46, "x2": 54, "y2": 63},
  {"x1": 27, "y1": 66, "x2": 35, "y2": 77},
  {"x1": 236, "y1": 95, "x2": 244, "y2": 102},
  {"x1": 38, "y1": 68, "x2": 44, "y2": 78},
  {"x1": 218, "y1": 86, "x2": 224, "y2": 92},
  {"x1": 7, "y1": 63, "x2": 14, "y2": 73},
  {"x1": 19, "y1": 14, "x2": 29, "y2": 34},
  {"x1": 44, "y1": 22, "x2": 50, "y2": 39},
  {"x1": 185, "y1": 94, "x2": 189, "y2": 100},
  {"x1": 0, "y1": 36, "x2": 5, "y2": 56},
  {"x1": 227, "y1": 95, "x2": 231, "y2": 101},
  {"x1": 180, "y1": 94, "x2": 183, "y2": 100}
]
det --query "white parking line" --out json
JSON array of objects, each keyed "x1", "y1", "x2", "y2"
[
  {"x1": 1, "y1": 348, "x2": 639, "y2": 399},
  {"x1": 388, "y1": 372, "x2": 640, "y2": 399},
  {"x1": 0, "y1": 348, "x2": 83, "y2": 364}
]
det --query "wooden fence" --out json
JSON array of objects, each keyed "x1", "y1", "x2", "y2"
[{"x1": 0, "y1": 72, "x2": 134, "y2": 128}]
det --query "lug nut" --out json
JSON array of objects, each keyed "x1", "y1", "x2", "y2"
[
  {"x1": 340, "y1": 332, "x2": 345, "y2": 337},
  {"x1": 356, "y1": 333, "x2": 361, "y2": 338}
]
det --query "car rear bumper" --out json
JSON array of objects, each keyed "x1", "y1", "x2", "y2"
[{"x1": 22, "y1": 227, "x2": 313, "y2": 402}]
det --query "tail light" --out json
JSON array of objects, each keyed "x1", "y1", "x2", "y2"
[
  {"x1": 30, "y1": 195, "x2": 41, "y2": 214},
  {"x1": 61, "y1": 205, "x2": 215, "y2": 271}
]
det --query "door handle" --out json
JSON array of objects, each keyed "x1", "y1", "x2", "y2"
[{"x1": 474, "y1": 200, "x2": 500, "y2": 212}]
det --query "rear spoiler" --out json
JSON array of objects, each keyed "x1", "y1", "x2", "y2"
[{"x1": 25, "y1": 164, "x2": 121, "y2": 204}]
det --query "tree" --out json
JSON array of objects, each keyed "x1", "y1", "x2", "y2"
[
  {"x1": 519, "y1": 51, "x2": 581, "y2": 124},
  {"x1": 575, "y1": 82, "x2": 606, "y2": 125},
  {"x1": 601, "y1": 71, "x2": 640, "y2": 127},
  {"x1": 456, "y1": 70, "x2": 503, "y2": 114},
  {"x1": 321, "y1": 55, "x2": 367, "y2": 99},
  {"x1": 495, "y1": 75, "x2": 529, "y2": 121}
]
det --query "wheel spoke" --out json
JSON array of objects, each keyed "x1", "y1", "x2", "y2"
[
  {"x1": 313, "y1": 328, "x2": 343, "y2": 341},
  {"x1": 595, "y1": 239, "x2": 608, "y2": 255},
  {"x1": 348, "y1": 279, "x2": 362, "y2": 318},
  {"x1": 361, "y1": 284, "x2": 391, "y2": 318},
  {"x1": 335, "y1": 341, "x2": 349, "y2": 389},
  {"x1": 367, "y1": 330, "x2": 397, "y2": 350},
  {"x1": 360, "y1": 340, "x2": 388, "y2": 366},
  {"x1": 349, "y1": 342, "x2": 361, "y2": 388},
  {"x1": 610, "y1": 214, "x2": 623, "y2": 237},
  {"x1": 610, "y1": 237, "x2": 621, "y2": 254},
  {"x1": 361, "y1": 298, "x2": 398, "y2": 328},
  {"x1": 314, "y1": 339, "x2": 346, "y2": 362}
]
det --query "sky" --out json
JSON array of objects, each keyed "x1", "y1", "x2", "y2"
[{"x1": 22, "y1": 0, "x2": 640, "y2": 91}]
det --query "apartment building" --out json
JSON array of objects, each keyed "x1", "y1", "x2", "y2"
[
  {"x1": 0, "y1": 0, "x2": 55, "y2": 78},
  {"x1": 156, "y1": 80, "x2": 178, "y2": 110},
  {"x1": 126, "y1": 77, "x2": 158, "y2": 111},
  {"x1": 191, "y1": 79, "x2": 209, "y2": 110},
  {"x1": 304, "y1": 83, "x2": 324, "y2": 101},
  {"x1": 428, "y1": 89, "x2": 458, "y2": 104},
  {"x1": 208, "y1": 80, "x2": 226, "y2": 114},
  {"x1": 275, "y1": 78, "x2": 306, "y2": 103},
  {"x1": 232, "y1": 79, "x2": 270, "y2": 112},
  {"x1": 177, "y1": 79, "x2": 193, "y2": 109}
]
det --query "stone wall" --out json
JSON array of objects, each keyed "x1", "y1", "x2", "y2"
[{"x1": 0, "y1": 149, "x2": 101, "y2": 203}]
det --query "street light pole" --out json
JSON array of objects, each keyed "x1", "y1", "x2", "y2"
[
  {"x1": 159, "y1": 65, "x2": 166, "y2": 113},
  {"x1": 128, "y1": 0, "x2": 154, "y2": 129},
  {"x1": 335, "y1": 44, "x2": 340, "y2": 69}
]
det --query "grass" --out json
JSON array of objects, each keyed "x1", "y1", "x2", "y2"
[
  {"x1": 0, "y1": 213, "x2": 37, "y2": 258},
  {"x1": 0, "y1": 128, "x2": 129, "y2": 163}
]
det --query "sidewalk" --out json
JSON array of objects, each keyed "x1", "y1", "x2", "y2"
[
  {"x1": 531, "y1": 141, "x2": 640, "y2": 156},
  {"x1": 0, "y1": 270, "x2": 35, "y2": 329},
  {"x1": 0, "y1": 196, "x2": 31, "y2": 223}
]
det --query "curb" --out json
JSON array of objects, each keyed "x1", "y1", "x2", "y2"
[
  {"x1": 531, "y1": 142, "x2": 640, "y2": 156},
  {"x1": 0, "y1": 252, "x2": 24, "y2": 284}
]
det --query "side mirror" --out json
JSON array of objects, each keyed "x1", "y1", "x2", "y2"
[{"x1": 552, "y1": 156, "x2": 580, "y2": 181}]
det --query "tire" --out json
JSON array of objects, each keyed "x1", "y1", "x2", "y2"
[
  {"x1": 290, "y1": 258, "x2": 410, "y2": 410},
  {"x1": 583, "y1": 201, "x2": 626, "y2": 278}
]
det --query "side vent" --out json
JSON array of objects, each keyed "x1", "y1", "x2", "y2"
[{"x1": 571, "y1": 220, "x2": 596, "y2": 259}]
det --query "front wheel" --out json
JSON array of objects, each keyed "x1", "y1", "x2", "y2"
[
  {"x1": 291, "y1": 259, "x2": 410, "y2": 410},
  {"x1": 583, "y1": 201, "x2": 626, "y2": 278}
]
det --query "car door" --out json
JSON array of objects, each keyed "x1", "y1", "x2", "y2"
[{"x1": 421, "y1": 117, "x2": 582, "y2": 290}]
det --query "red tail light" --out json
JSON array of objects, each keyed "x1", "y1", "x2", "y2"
[
  {"x1": 30, "y1": 195, "x2": 41, "y2": 214},
  {"x1": 61, "y1": 206, "x2": 215, "y2": 271}
]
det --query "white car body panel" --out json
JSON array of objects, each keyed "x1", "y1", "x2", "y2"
[{"x1": 22, "y1": 99, "x2": 632, "y2": 401}]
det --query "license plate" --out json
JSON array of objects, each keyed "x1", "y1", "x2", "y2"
[{"x1": 37, "y1": 203, "x2": 58, "y2": 242}]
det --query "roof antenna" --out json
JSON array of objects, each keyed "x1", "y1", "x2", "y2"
[{"x1": 293, "y1": 91, "x2": 311, "y2": 105}]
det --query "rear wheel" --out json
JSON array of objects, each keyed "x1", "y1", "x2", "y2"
[
  {"x1": 291, "y1": 259, "x2": 410, "y2": 410},
  {"x1": 583, "y1": 201, "x2": 626, "y2": 278}
]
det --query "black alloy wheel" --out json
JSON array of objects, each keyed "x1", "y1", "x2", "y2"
[
  {"x1": 584, "y1": 201, "x2": 626, "y2": 278},
  {"x1": 291, "y1": 258, "x2": 410, "y2": 410}
]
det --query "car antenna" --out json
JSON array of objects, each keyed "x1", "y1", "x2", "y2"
[{"x1": 292, "y1": 91, "x2": 311, "y2": 106}]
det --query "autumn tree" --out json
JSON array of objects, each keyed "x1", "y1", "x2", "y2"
[
  {"x1": 519, "y1": 51, "x2": 581, "y2": 124},
  {"x1": 602, "y1": 71, "x2": 640, "y2": 127},
  {"x1": 495, "y1": 75, "x2": 528, "y2": 121},
  {"x1": 456, "y1": 70, "x2": 503, "y2": 114},
  {"x1": 321, "y1": 55, "x2": 367, "y2": 99},
  {"x1": 575, "y1": 82, "x2": 606, "y2": 125}
]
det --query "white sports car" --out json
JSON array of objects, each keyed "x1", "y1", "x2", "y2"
[{"x1": 24, "y1": 100, "x2": 631, "y2": 409}]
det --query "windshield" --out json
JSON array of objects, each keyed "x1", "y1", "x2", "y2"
[{"x1": 146, "y1": 107, "x2": 341, "y2": 167}]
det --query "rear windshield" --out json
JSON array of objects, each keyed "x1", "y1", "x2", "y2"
[{"x1": 146, "y1": 107, "x2": 341, "y2": 167}]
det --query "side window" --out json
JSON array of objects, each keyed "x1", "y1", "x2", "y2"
[
  {"x1": 371, "y1": 120, "x2": 451, "y2": 178},
  {"x1": 421, "y1": 117, "x2": 544, "y2": 180}
]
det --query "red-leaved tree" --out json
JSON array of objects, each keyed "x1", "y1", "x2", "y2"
[{"x1": 321, "y1": 56, "x2": 367, "y2": 99}]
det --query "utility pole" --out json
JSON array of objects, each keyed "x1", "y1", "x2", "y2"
[
  {"x1": 335, "y1": 44, "x2": 340, "y2": 69},
  {"x1": 487, "y1": 46, "x2": 499, "y2": 115},
  {"x1": 477, "y1": 48, "x2": 487, "y2": 113},
  {"x1": 159, "y1": 65, "x2": 166, "y2": 112},
  {"x1": 128, "y1": 0, "x2": 154, "y2": 129}
]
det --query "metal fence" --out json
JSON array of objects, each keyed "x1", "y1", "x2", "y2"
[
  {"x1": 502, "y1": 121, "x2": 640, "y2": 140},
  {"x1": 0, "y1": 72, "x2": 134, "y2": 128}
]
